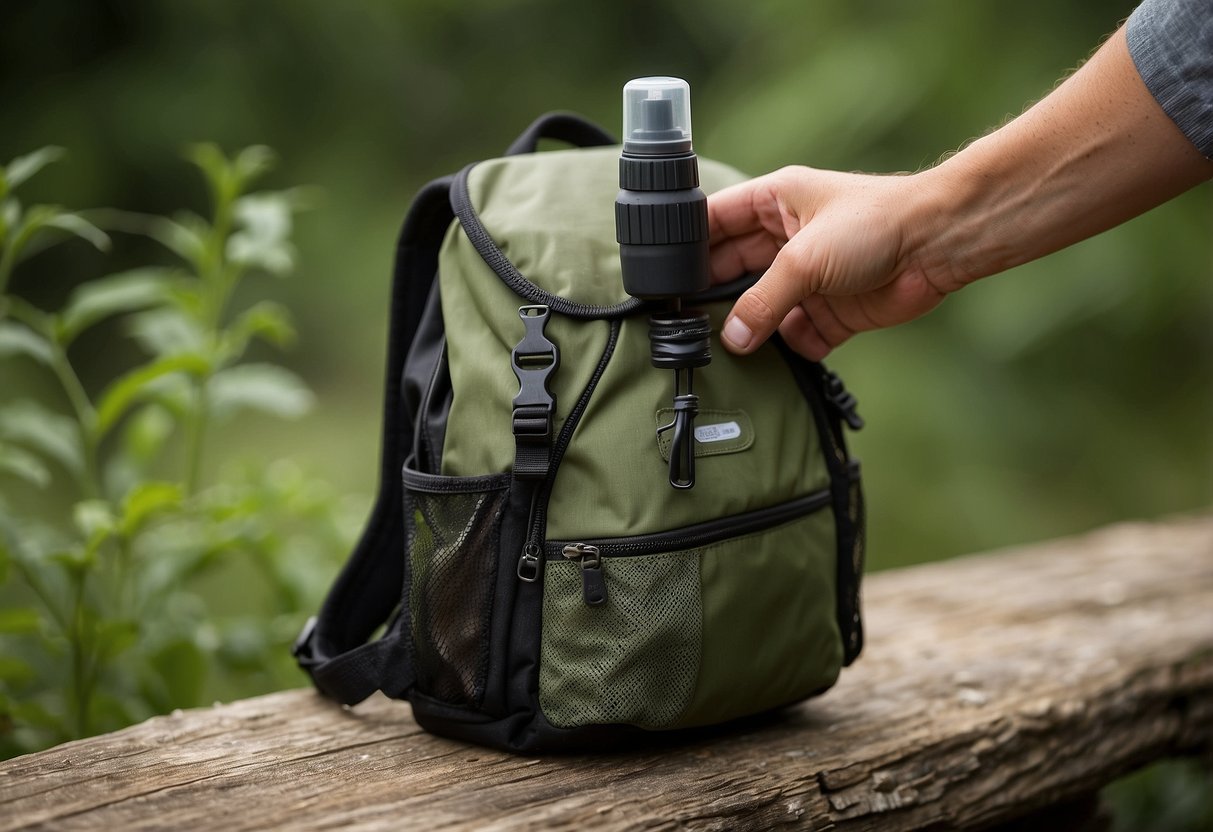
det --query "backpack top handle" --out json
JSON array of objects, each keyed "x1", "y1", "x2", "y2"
[{"x1": 505, "y1": 112, "x2": 616, "y2": 156}]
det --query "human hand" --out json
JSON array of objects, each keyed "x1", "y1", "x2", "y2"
[{"x1": 708, "y1": 165, "x2": 963, "y2": 360}]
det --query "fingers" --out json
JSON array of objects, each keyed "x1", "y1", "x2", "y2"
[
  {"x1": 720, "y1": 233, "x2": 816, "y2": 354},
  {"x1": 706, "y1": 177, "x2": 767, "y2": 241},
  {"x1": 709, "y1": 229, "x2": 782, "y2": 285},
  {"x1": 777, "y1": 305, "x2": 834, "y2": 361},
  {"x1": 774, "y1": 299, "x2": 859, "y2": 361},
  {"x1": 707, "y1": 172, "x2": 800, "y2": 283}
]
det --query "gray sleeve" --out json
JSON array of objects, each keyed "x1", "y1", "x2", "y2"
[{"x1": 1127, "y1": 0, "x2": 1213, "y2": 158}]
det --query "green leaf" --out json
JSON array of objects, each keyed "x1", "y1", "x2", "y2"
[
  {"x1": 0, "y1": 443, "x2": 51, "y2": 488},
  {"x1": 47, "y1": 546, "x2": 92, "y2": 574},
  {"x1": 0, "y1": 519, "x2": 9, "y2": 582},
  {"x1": 206, "y1": 364, "x2": 314, "y2": 421},
  {"x1": 184, "y1": 145, "x2": 275, "y2": 213},
  {"x1": 0, "y1": 656, "x2": 34, "y2": 686},
  {"x1": 220, "y1": 301, "x2": 295, "y2": 361},
  {"x1": 123, "y1": 403, "x2": 176, "y2": 463},
  {"x1": 0, "y1": 322, "x2": 53, "y2": 366},
  {"x1": 95, "y1": 353, "x2": 210, "y2": 438},
  {"x1": 4, "y1": 147, "x2": 66, "y2": 189},
  {"x1": 184, "y1": 143, "x2": 236, "y2": 207},
  {"x1": 58, "y1": 268, "x2": 173, "y2": 344},
  {"x1": 45, "y1": 212, "x2": 111, "y2": 253},
  {"x1": 227, "y1": 194, "x2": 296, "y2": 276},
  {"x1": 73, "y1": 500, "x2": 115, "y2": 541},
  {"x1": 95, "y1": 618, "x2": 139, "y2": 661},
  {"x1": 88, "y1": 209, "x2": 208, "y2": 270},
  {"x1": 6, "y1": 205, "x2": 109, "y2": 267},
  {"x1": 120, "y1": 481, "x2": 183, "y2": 537},
  {"x1": 150, "y1": 214, "x2": 209, "y2": 269},
  {"x1": 0, "y1": 196, "x2": 19, "y2": 244},
  {"x1": 0, "y1": 401, "x2": 84, "y2": 476},
  {"x1": 0, "y1": 607, "x2": 42, "y2": 635},
  {"x1": 127, "y1": 307, "x2": 207, "y2": 358},
  {"x1": 233, "y1": 146, "x2": 276, "y2": 187}
]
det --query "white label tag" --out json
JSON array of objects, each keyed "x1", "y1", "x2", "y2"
[{"x1": 694, "y1": 421, "x2": 742, "y2": 444}]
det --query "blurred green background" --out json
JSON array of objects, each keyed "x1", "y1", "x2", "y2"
[{"x1": 2, "y1": 0, "x2": 1209, "y2": 824}]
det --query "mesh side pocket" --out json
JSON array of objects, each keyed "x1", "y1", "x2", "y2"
[
  {"x1": 404, "y1": 472, "x2": 509, "y2": 706},
  {"x1": 839, "y1": 462, "x2": 865, "y2": 664},
  {"x1": 539, "y1": 553, "x2": 700, "y2": 729}
]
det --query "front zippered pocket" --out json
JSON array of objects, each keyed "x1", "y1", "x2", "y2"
[
  {"x1": 537, "y1": 495, "x2": 843, "y2": 731},
  {"x1": 546, "y1": 488, "x2": 832, "y2": 606}
]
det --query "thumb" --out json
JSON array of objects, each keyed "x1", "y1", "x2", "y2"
[{"x1": 720, "y1": 235, "x2": 815, "y2": 354}]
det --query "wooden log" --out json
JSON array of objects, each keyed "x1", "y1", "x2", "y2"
[{"x1": 2, "y1": 516, "x2": 1211, "y2": 831}]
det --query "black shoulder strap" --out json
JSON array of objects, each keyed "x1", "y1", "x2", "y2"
[
  {"x1": 294, "y1": 175, "x2": 454, "y2": 704},
  {"x1": 296, "y1": 113, "x2": 617, "y2": 705}
]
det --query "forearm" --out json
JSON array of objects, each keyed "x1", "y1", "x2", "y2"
[{"x1": 915, "y1": 25, "x2": 1212, "y2": 285}]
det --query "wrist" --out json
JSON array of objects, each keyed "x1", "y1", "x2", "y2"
[
  {"x1": 894, "y1": 157, "x2": 987, "y2": 293},
  {"x1": 913, "y1": 134, "x2": 1040, "y2": 288}
]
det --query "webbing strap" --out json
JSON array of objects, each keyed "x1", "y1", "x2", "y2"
[{"x1": 294, "y1": 175, "x2": 454, "y2": 705}]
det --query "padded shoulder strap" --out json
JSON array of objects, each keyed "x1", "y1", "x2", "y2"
[{"x1": 294, "y1": 175, "x2": 454, "y2": 704}]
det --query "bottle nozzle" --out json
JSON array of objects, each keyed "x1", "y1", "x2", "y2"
[{"x1": 622, "y1": 76, "x2": 692, "y2": 155}]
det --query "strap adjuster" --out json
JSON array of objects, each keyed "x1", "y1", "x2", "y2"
[
  {"x1": 512, "y1": 407, "x2": 553, "y2": 442},
  {"x1": 823, "y1": 369, "x2": 864, "y2": 431}
]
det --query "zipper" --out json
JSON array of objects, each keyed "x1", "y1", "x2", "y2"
[
  {"x1": 562, "y1": 543, "x2": 607, "y2": 606},
  {"x1": 546, "y1": 488, "x2": 832, "y2": 605},
  {"x1": 515, "y1": 319, "x2": 622, "y2": 584},
  {"x1": 453, "y1": 166, "x2": 643, "y2": 321}
]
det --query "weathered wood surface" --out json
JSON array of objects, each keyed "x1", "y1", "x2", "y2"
[{"x1": 3, "y1": 516, "x2": 1211, "y2": 831}]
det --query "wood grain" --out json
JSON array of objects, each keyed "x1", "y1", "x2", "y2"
[{"x1": 3, "y1": 516, "x2": 1211, "y2": 831}]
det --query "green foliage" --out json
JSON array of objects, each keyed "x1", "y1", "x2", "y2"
[{"x1": 0, "y1": 146, "x2": 348, "y2": 757}]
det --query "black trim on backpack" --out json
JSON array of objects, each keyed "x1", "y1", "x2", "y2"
[{"x1": 774, "y1": 338, "x2": 866, "y2": 665}]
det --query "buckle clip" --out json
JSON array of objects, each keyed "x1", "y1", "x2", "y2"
[{"x1": 511, "y1": 306, "x2": 559, "y2": 477}]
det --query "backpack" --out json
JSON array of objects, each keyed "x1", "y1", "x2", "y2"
[{"x1": 294, "y1": 113, "x2": 866, "y2": 752}]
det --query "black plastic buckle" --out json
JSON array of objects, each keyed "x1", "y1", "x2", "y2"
[
  {"x1": 512, "y1": 409, "x2": 553, "y2": 442},
  {"x1": 824, "y1": 370, "x2": 864, "y2": 431},
  {"x1": 511, "y1": 306, "x2": 559, "y2": 477}
]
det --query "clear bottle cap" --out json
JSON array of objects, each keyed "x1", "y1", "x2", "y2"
[{"x1": 622, "y1": 77, "x2": 692, "y2": 154}]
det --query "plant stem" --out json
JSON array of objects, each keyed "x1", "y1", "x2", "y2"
[
  {"x1": 183, "y1": 187, "x2": 238, "y2": 496},
  {"x1": 183, "y1": 392, "x2": 209, "y2": 496},
  {"x1": 47, "y1": 342, "x2": 103, "y2": 500},
  {"x1": 68, "y1": 568, "x2": 90, "y2": 738},
  {"x1": 13, "y1": 557, "x2": 69, "y2": 632},
  {"x1": 0, "y1": 241, "x2": 17, "y2": 299}
]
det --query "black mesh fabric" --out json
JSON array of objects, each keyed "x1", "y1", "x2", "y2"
[
  {"x1": 406, "y1": 486, "x2": 507, "y2": 705},
  {"x1": 842, "y1": 472, "x2": 866, "y2": 663}
]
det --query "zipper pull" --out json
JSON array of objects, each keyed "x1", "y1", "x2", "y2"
[
  {"x1": 517, "y1": 542, "x2": 542, "y2": 582},
  {"x1": 562, "y1": 543, "x2": 607, "y2": 606}
]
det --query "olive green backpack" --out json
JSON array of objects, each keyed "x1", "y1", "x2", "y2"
[{"x1": 294, "y1": 113, "x2": 866, "y2": 752}]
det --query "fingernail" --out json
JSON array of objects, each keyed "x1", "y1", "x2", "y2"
[{"x1": 722, "y1": 316, "x2": 753, "y2": 351}]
